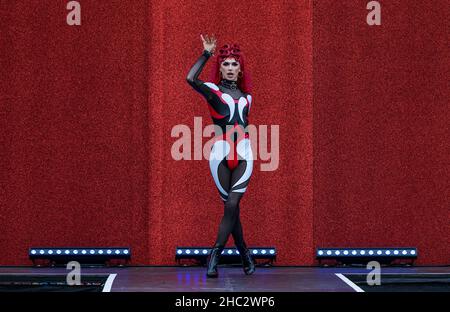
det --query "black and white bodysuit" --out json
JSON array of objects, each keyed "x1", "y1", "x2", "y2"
[
  {"x1": 186, "y1": 49, "x2": 253, "y2": 248},
  {"x1": 186, "y1": 50, "x2": 253, "y2": 202}
]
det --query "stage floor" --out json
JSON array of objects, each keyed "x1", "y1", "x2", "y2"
[{"x1": 0, "y1": 266, "x2": 449, "y2": 292}]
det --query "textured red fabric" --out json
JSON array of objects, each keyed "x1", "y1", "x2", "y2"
[
  {"x1": 313, "y1": 0, "x2": 450, "y2": 265},
  {"x1": 0, "y1": 0, "x2": 150, "y2": 264},
  {"x1": 0, "y1": 1, "x2": 448, "y2": 266},
  {"x1": 147, "y1": 0, "x2": 314, "y2": 265}
]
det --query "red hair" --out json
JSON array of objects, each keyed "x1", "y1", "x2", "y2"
[{"x1": 208, "y1": 43, "x2": 252, "y2": 94}]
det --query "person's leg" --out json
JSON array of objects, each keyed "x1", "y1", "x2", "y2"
[
  {"x1": 207, "y1": 157, "x2": 246, "y2": 277},
  {"x1": 214, "y1": 191, "x2": 243, "y2": 247},
  {"x1": 229, "y1": 139, "x2": 255, "y2": 274},
  {"x1": 210, "y1": 141, "x2": 249, "y2": 249},
  {"x1": 229, "y1": 138, "x2": 253, "y2": 249},
  {"x1": 227, "y1": 161, "x2": 255, "y2": 275},
  {"x1": 231, "y1": 209, "x2": 245, "y2": 248},
  {"x1": 207, "y1": 140, "x2": 232, "y2": 277},
  {"x1": 209, "y1": 142, "x2": 231, "y2": 202},
  {"x1": 228, "y1": 160, "x2": 247, "y2": 248},
  {"x1": 207, "y1": 138, "x2": 254, "y2": 276}
]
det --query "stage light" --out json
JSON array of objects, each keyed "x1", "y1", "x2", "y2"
[
  {"x1": 29, "y1": 247, "x2": 131, "y2": 265},
  {"x1": 175, "y1": 246, "x2": 277, "y2": 264},
  {"x1": 316, "y1": 247, "x2": 418, "y2": 264}
]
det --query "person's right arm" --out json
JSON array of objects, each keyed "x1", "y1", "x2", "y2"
[{"x1": 186, "y1": 49, "x2": 215, "y2": 100}]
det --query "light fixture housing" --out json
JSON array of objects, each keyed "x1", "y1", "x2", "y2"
[
  {"x1": 29, "y1": 247, "x2": 131, "y2": 265},
  {"x1": 175, "y1": 246, "x2": 277, "y2": 265},
  {"x1": 316, "y1": 247, "x2": 417, "y2": 264}
]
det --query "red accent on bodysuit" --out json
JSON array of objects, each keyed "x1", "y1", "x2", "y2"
[
  {"x1": 227, "y1": 122, "x2": 239, "y2": 170},
  {"x1": 224, "y1": 121, "x2": 249, "y2": 170},
  {"x1": 207, "y1": 105, "x2": 225, "y2": 119}
]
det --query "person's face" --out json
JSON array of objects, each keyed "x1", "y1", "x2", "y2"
[{"x1": 220, "y1": 57, "x2": 241, "y2": 81}]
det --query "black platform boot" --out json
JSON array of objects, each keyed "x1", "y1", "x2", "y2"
[
  {"x1": 236, "y1": 243, "x2": 256, "y2": 275},
  {"x1": 206, "y1": 246, "x2": 224, "y2": 278}
]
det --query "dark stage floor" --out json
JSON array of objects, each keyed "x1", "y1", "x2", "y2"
[{"x1": 0, "y1": 266, "x2": 449, "y2": 292}]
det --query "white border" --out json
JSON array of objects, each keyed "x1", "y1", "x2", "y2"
[
  {"x1": 102, "y1": 273, "x2": 117, "y2": 292},
  {"x1": 335, "y1": 273, "x2": 365, "y2": 292}
]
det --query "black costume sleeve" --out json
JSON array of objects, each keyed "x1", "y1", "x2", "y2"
[{"x1": 186, "y1": 50, "x2": 215, "y2": 100}]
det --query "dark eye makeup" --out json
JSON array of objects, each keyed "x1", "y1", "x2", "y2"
[{"x1": 222, "y1": 62, "x2": 239, "y2": 67}]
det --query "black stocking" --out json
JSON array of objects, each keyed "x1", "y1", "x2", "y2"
[{"x1": 214, "y1": 192, "x2": 243, "y2": 248}]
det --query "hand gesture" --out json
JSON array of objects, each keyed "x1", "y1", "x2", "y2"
[{"x1": 200, "y1": 34, "x2": 217, "y2": 54}]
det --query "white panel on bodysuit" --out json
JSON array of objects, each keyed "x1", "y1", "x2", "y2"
[
  {"x1": 231, "y1": 138, "x2": 253, "y2": 192},
  {"x1": 237, "y1": 97, "x2": 247, "y2": 123},
  {"x1": 246, "y1": 94, "x2": 252, "y2": 112},
  {"x1": 220, "y1": 93, "x2": 235, "y2": 122},
  {"x1": 203, "y1": 82, "x2": 219, "y2": 91},
  {"x1": 209, "y1": 140, "x2": 231, "y2": 197}
]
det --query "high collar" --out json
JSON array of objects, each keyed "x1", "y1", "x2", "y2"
[{"x1": 220, "y1": 79, "x2": 238, "y2": 90}]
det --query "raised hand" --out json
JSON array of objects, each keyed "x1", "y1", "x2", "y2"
[{"x1": 200, "y1": 34, "x2": 217, "y2": 54}]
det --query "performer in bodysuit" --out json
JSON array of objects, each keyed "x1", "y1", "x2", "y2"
[{"x1": 186, "y1": 34, "x2": 255, "y2": 278}]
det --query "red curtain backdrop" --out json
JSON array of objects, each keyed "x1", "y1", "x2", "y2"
[
  {"x1": 313, "y1": 0, "x2": 449, "y2": 265},
  {"x1": 1, "y1": 0, "x2": 150, "y2": 264},
  {"x1": 0, "y1": 0, "x2": 447, "y2": 265},
  {"x1": 147, "y1": 0, "x2": 313, "y2": 265}
]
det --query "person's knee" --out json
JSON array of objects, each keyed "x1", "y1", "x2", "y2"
[
  {"x1": 225, "y1": 197, "x2": 239, "y2": 208},
  {"x1": 224, "y1": 198, "x2": 239, "y2": 216}
]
